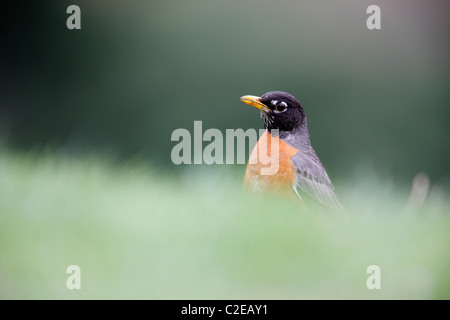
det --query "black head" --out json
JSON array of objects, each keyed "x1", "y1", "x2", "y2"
[{"x1": 241, "y1": 91, "x2": 306, "y2": 132}]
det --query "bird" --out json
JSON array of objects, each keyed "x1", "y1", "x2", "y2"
[{"x1": 240, "y1": 91, "x2": 343, "y2": 210}]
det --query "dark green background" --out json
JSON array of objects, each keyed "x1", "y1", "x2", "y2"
[{"x1": 1, "y1": 0, "x2": 449, "y2": 182}]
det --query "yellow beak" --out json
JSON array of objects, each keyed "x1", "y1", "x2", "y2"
[{"x1": 240, "y1": 95, "x2": 271, "y2": 113}]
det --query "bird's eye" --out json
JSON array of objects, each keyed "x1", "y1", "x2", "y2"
[{"x1": 274, "y1": 101, "x2": 288, "y2": 113}]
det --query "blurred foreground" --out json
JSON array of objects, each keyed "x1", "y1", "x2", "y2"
[{"x1": 0, "y1": 149, "x2": 449, "y2": 299}]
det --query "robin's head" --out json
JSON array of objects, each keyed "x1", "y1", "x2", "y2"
[{"x1": 240, "y1": 91, "x2": 306, "y2": 132}]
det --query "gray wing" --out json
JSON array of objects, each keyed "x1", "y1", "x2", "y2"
[{"x1": 290, "y1": 151, "x2": 343, "y2": 211}]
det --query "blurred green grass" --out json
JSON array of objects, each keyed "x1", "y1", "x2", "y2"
[{"x1": 0, "y1": 149, "x2": 449, "y2": 299}]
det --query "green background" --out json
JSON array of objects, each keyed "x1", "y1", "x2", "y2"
[
  {"x1": 1, "y1": 0, "x2": 449, "y2": 181},
  {"x1": 0, "y1": 0, "x2": 449, "y2": 299}
]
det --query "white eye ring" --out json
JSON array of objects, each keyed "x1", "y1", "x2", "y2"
[{"x1": 274, "y1": 101, "x2": 288, "y2": 113}]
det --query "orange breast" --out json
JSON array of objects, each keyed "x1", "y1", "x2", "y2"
[{"x1": 244, "y1": 131, "x2": 299, "y2": 191}]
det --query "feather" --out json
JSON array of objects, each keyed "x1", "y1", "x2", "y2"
[{"x1": 290, "y1": 150, "x2": 343, "y2": 211}]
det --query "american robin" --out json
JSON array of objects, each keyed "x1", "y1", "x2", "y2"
[{"x1": 240, "y1": 91, "x2": 343, "y2": 210}]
